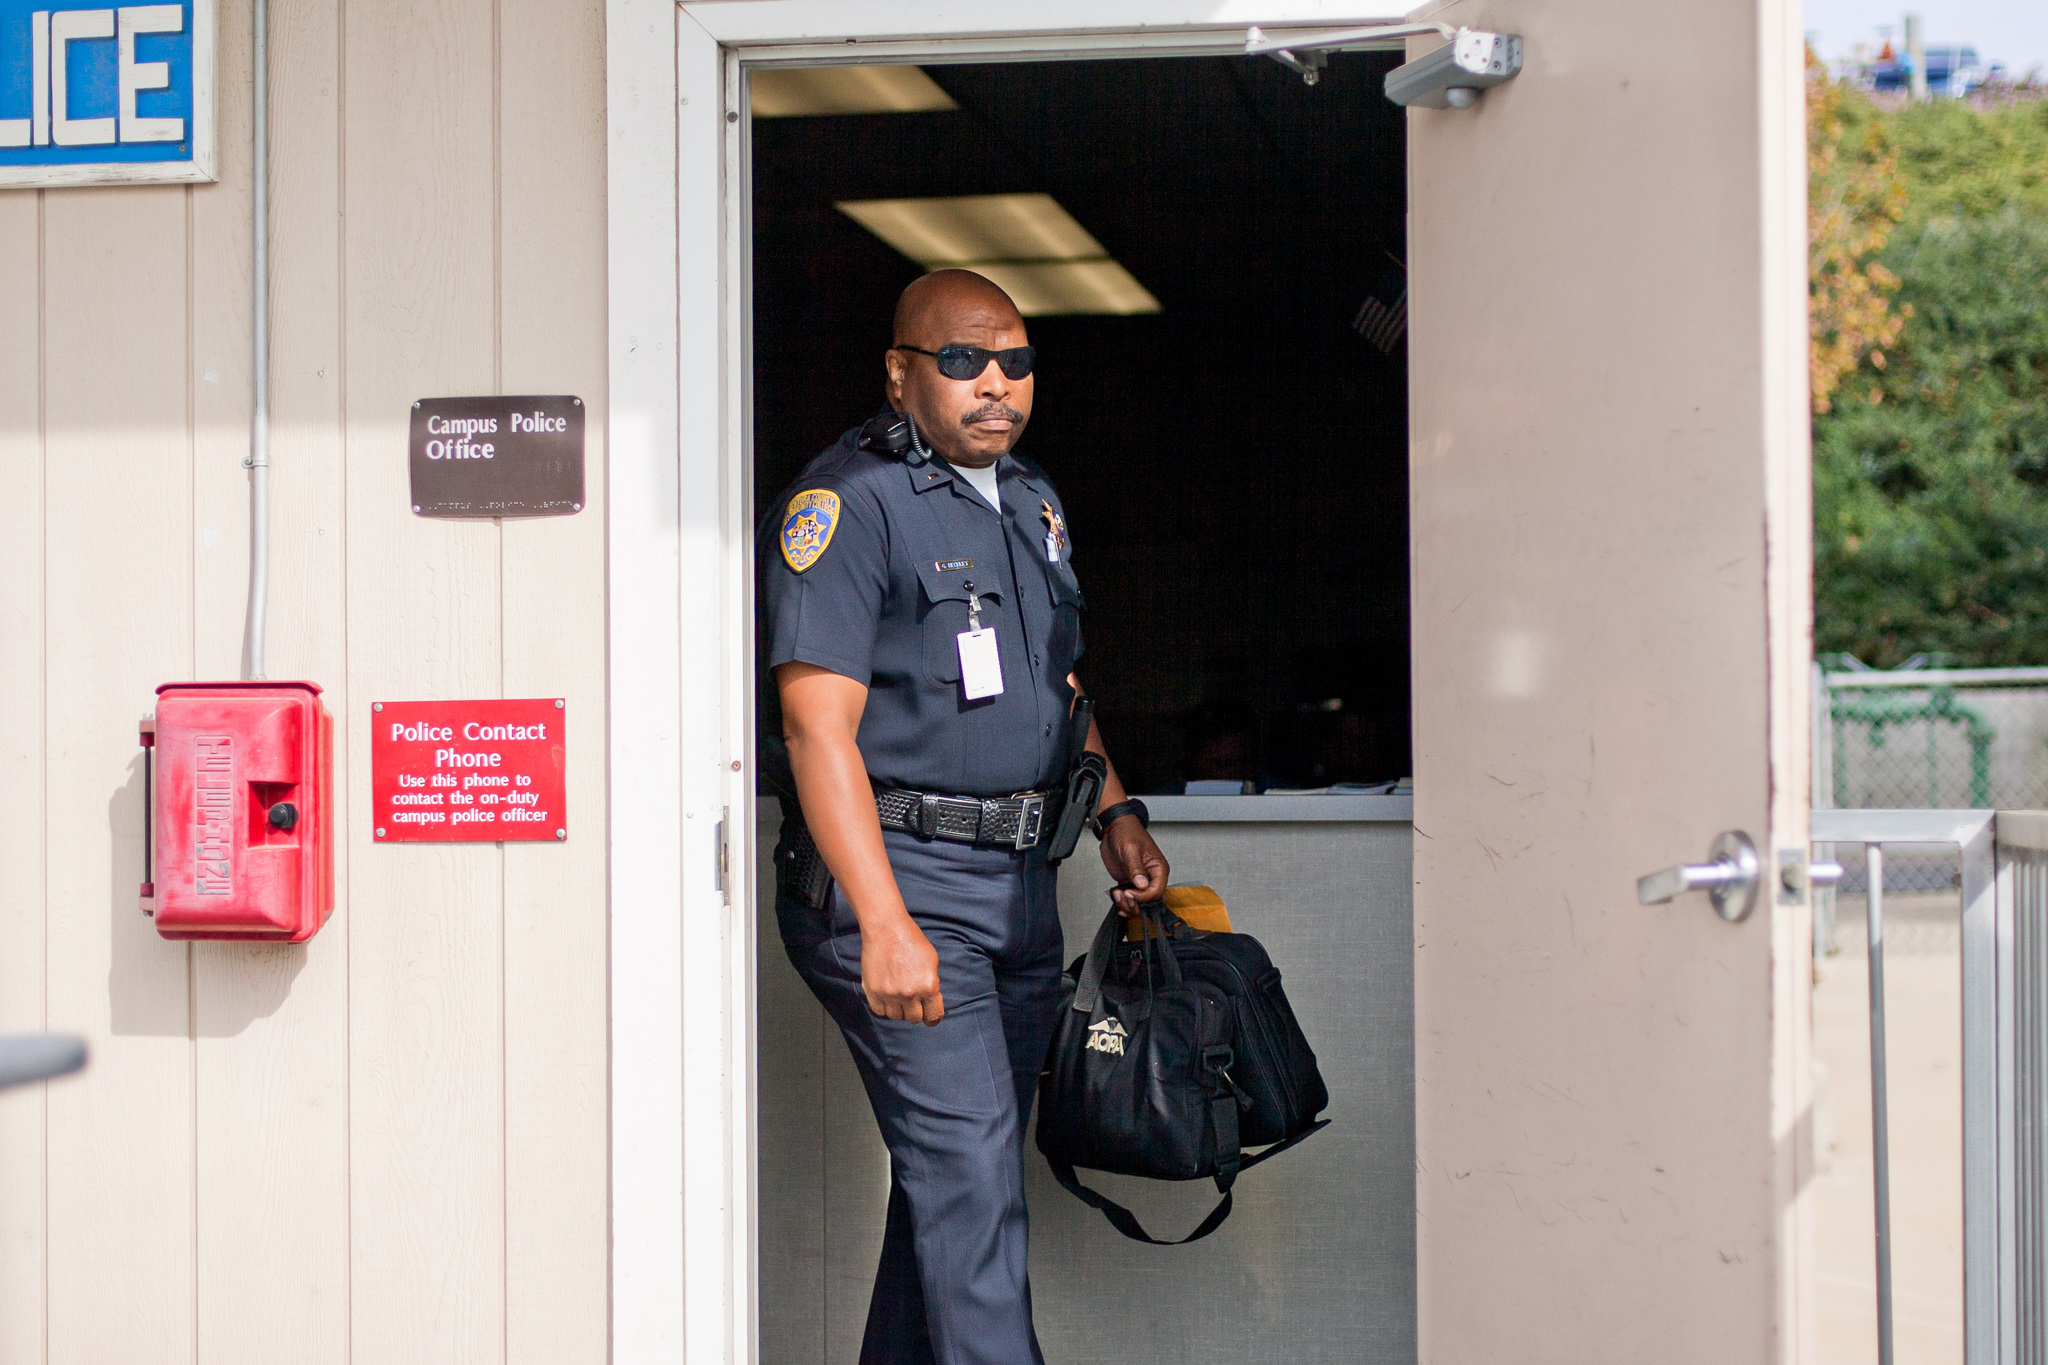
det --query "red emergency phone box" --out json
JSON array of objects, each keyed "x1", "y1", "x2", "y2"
[{"x1": 142, "y1": 681, "x2": 334, "y2": 942}]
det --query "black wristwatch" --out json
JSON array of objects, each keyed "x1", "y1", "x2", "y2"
[{"x1": 1090, "y1": 798, "x2": 1149, "y2": 838}]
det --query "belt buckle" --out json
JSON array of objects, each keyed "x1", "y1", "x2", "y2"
[{"x1": 1015, "y1": 793, "x2": 1046, "y2": 850}]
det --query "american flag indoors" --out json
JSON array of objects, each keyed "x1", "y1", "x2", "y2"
[{"x1": 1352, "y1": 265, "x2": 1408, "y2": 354}]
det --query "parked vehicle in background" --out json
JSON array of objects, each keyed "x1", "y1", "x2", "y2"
[{"x1": 1871, "y1": 44, "x2": 1990, "y2": 97}]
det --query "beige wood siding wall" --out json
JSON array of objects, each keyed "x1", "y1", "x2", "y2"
[{"x1": 0, "y1": 2, "x2": 611, "y2": 1361}]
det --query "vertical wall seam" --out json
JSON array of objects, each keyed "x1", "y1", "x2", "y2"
[
  {"x1": 187, "y1": 943, "x2": 199, "y2": 1365},
  {"x1": 336, "y1": 0, "x2": 352, "y2": 1356},
  {"x1": 811, "y1": 1019, "x2": 819, "y2": 1350},
  {"x1": 491, "y1": 0, "x2": 502, "y2": 401},
  {"x1": 492, "y1": 61, "x2": 509, "y2": 1292},
  {"x1": 491, "y1": 0, "x2": 509, "y2": 1356},
  {"x1": 36, "y1": 182, "x2": 49, "y2": 1365},
  {"x1": 489, "y1": 0, "x2": 507, "y2": 1355}
]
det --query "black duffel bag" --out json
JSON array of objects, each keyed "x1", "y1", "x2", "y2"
[{"x1": 1035, "y1": 901, "x2": 1329, "y2": 1244}]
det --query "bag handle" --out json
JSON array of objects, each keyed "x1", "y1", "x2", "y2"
[
  {"x1": 1072, "y1": 900, "x2": 1188, "y2": 1017},
  {"x1": 1139, "y1": 905, "x2": 1184, "y2": 987},
  {"x1": 1070, "y1": 905, "x2": 1126, "y2": 1014}
]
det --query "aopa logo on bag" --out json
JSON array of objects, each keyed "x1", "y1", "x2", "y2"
[{"x1": 1085, "y1": 1017, "x2": 1127, "y2": 1057}]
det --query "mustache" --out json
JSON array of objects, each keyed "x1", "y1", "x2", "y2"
[{"x1": 961, "y1": 403, "x2": 1026, "y2": 426}]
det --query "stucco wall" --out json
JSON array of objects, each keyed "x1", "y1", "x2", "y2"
[{"x1": 0, "y1": 2, "x2": 611, "y2": 1360}]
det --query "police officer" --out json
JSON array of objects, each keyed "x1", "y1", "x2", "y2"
[{"x1": 761, "y1": 269, "x2": 1168, "y2": 1364}]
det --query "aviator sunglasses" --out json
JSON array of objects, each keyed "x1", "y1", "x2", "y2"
[{"x1": 894, "y1": 343, "x2": 1037, "y2": 382}]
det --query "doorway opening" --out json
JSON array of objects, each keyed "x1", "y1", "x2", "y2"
[
  {"x1": 748, "y1": 47, "x2": 1419, "y2": 1365},
  {"x1": 752, "y1": 50, "x2": 1411, "y2": 795}
]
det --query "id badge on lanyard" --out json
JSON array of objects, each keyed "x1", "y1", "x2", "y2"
[{"x1": 957, "y1": 589, "x2": 1005, "y2": 700}]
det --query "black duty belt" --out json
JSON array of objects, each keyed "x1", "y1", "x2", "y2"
[{"x1": 875, "y1": 785, "x2": 1064, "y2": 850}]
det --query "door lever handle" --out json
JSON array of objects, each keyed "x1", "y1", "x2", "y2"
[
  {"x1": 1777, "y1": 852, "x2": 1844, "y2": 904},
  {"x1": 1638, "y1": 830, "x2": 1761, "y2": 922}
]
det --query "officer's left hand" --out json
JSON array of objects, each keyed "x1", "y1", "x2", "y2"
[{"x1": 1101, "y1": 817, "x2": 1168, "y2": 916}]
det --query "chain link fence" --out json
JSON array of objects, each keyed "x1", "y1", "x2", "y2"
[{"x1": 1816, "y1": 662, "x2": 2048, "y2": 894}]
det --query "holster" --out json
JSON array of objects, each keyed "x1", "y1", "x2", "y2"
[
  {"x1": 1044, "y1": 696, "x2": 1105, "y2": 865},
  {"x1": 775, "y1": 814, "x2": 836, "y2": 911},
  {"x1": 1044, "y1": 752, "x2": 1105, "y2": 864}
]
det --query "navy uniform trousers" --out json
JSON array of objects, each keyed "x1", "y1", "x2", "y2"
[{"x1": 777, "y1": 827, "x2": 1066, "y2": 1365}]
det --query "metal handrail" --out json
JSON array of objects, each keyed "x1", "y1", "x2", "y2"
[
  {"x1": 1826, "y1": 667, "x2": 2048, "y2": 689},
  {"x1": 1997, "y1": 810, "x2": 2048, "y2": 854},
  {"x1": 1811, "y1": 810, "x2": 1998, "y2": 1365}
]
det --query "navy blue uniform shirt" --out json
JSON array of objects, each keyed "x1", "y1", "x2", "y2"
[{"x1": 759, "y1": 420, "x2": 1086, "y2": 797}]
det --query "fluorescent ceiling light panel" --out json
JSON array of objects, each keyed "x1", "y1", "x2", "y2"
[
  {"x1": 968, "y1": 261, "x2": 1161, "y2": 317},
  {"x1": 749, "y1": 66, "x2": 958, "y2": 117},
  {"x1": 834, "y1": 193, "x2": 1161, "y2": 317},
  {"x1": 837, "y1": 194, "x2": 1105, "y2": 265}
]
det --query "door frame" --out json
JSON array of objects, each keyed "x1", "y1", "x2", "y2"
[{"x1": 606, "y1": 3, "x2": 1419, "y2": 1360}]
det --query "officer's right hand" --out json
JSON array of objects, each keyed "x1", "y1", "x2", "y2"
[{"x1": 862, "y1": 916, "x2": 946, "y2": 1025}]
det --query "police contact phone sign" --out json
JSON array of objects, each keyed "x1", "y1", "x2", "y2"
[
  {"x1": 0, "y1": 1, "x2": 215, "y2": 186},
  {"x1": 371, "y1": 699, "x2": 567, "y2": 843}
]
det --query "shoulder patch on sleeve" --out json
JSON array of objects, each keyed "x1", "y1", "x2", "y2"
[{"x1": 780, "y1": 489, "x2": 842, "y2": 573}]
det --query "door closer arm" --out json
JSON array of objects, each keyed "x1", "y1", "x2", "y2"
[{"x1": 1245, "y1": 23, "x2": 1523, "y2": 108}]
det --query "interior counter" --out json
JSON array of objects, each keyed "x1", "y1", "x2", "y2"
[{"x1": 1143, "y1": 792, "x2": 1413, "y2": 823}]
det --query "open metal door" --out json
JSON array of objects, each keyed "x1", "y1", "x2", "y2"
[{"x1": 1399, "y1": 1, "x2": 1814, "y2": 1360}]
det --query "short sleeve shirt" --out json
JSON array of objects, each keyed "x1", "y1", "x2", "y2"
[{"x1": 758, "y1": 421, "x2": 1086, "y2": 796}]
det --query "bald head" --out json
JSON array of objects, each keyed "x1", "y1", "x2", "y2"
[
  {"x1": 892, "y1": 269, "x2": 1024, "y2": 347},
  {"x1": 883, "y1": 270, "x2": 1034, "y2": 469}
]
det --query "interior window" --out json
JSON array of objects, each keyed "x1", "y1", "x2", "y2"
[{"x1": 753, "y1": 51, "x2": 1410, "y2": 795}]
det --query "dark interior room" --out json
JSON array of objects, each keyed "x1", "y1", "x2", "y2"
[{"x1": 752, "y1": 51, "x2": 1410, "y2": 797}]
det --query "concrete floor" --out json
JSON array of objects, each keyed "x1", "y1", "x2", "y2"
[{"x1": 1814, "y1": 893, "x2": 1964, "y2": 1365}]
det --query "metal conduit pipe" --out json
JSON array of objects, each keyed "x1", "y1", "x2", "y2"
[{"x1": 244, "y1": 0, "x2": 270, "y2": 679}]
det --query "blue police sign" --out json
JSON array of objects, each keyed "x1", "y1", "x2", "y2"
[{"x1": 0, "y1": 1, "x2": 213, "y2": 186}]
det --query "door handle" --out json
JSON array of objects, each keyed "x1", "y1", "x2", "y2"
[
  {"x1": 1778, "y1": 850, "x2": 1845, "y2": 904},
  {"x1": 1638, "y1": 830, "x2": 1761, "y2": 922}
]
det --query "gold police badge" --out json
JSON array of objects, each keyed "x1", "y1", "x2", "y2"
[
  {"x1": 1039, "y1": 499, "x2": 1067, "y2": 564},
  {"x1": 780, "y1": 489, "x2": 841, "y2": 573}
]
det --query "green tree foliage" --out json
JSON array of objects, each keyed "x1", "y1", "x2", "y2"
[
  {"x1": 1889, "y1": 97, "x2": 2048, "y2": 230},
  {"x1": 1809, "y1": 55, "x2": 1909, "y2": 413},
  {"x1": 1814, "y1": 211, "x2": 2048, "y2": 666},
  {"x1": 1812, "y1": 71, "x2": 2048, "y2": 668}
]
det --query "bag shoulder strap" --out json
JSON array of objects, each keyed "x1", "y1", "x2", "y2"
[
  {"x1": 1043, "y1": 1117, "x2": 1332, "y2": 1246},
  {"x1": 1045, "y1": 1159, "x2": 1236, "y2": 1246},
  {"x1": 1045, "y1": 1093, "x2": 1243, "y2": 1246},
  {"x1": 1236, "y1": 1118, "x2": 1330, "y2": 1175}
]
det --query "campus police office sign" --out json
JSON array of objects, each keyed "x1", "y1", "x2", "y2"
[
  {"x1": 0, "y1": 1, "x2": 215, "y2": 186},
  {"x1": 409, "y1": 395, "x2": 586, "y2": 518}
]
